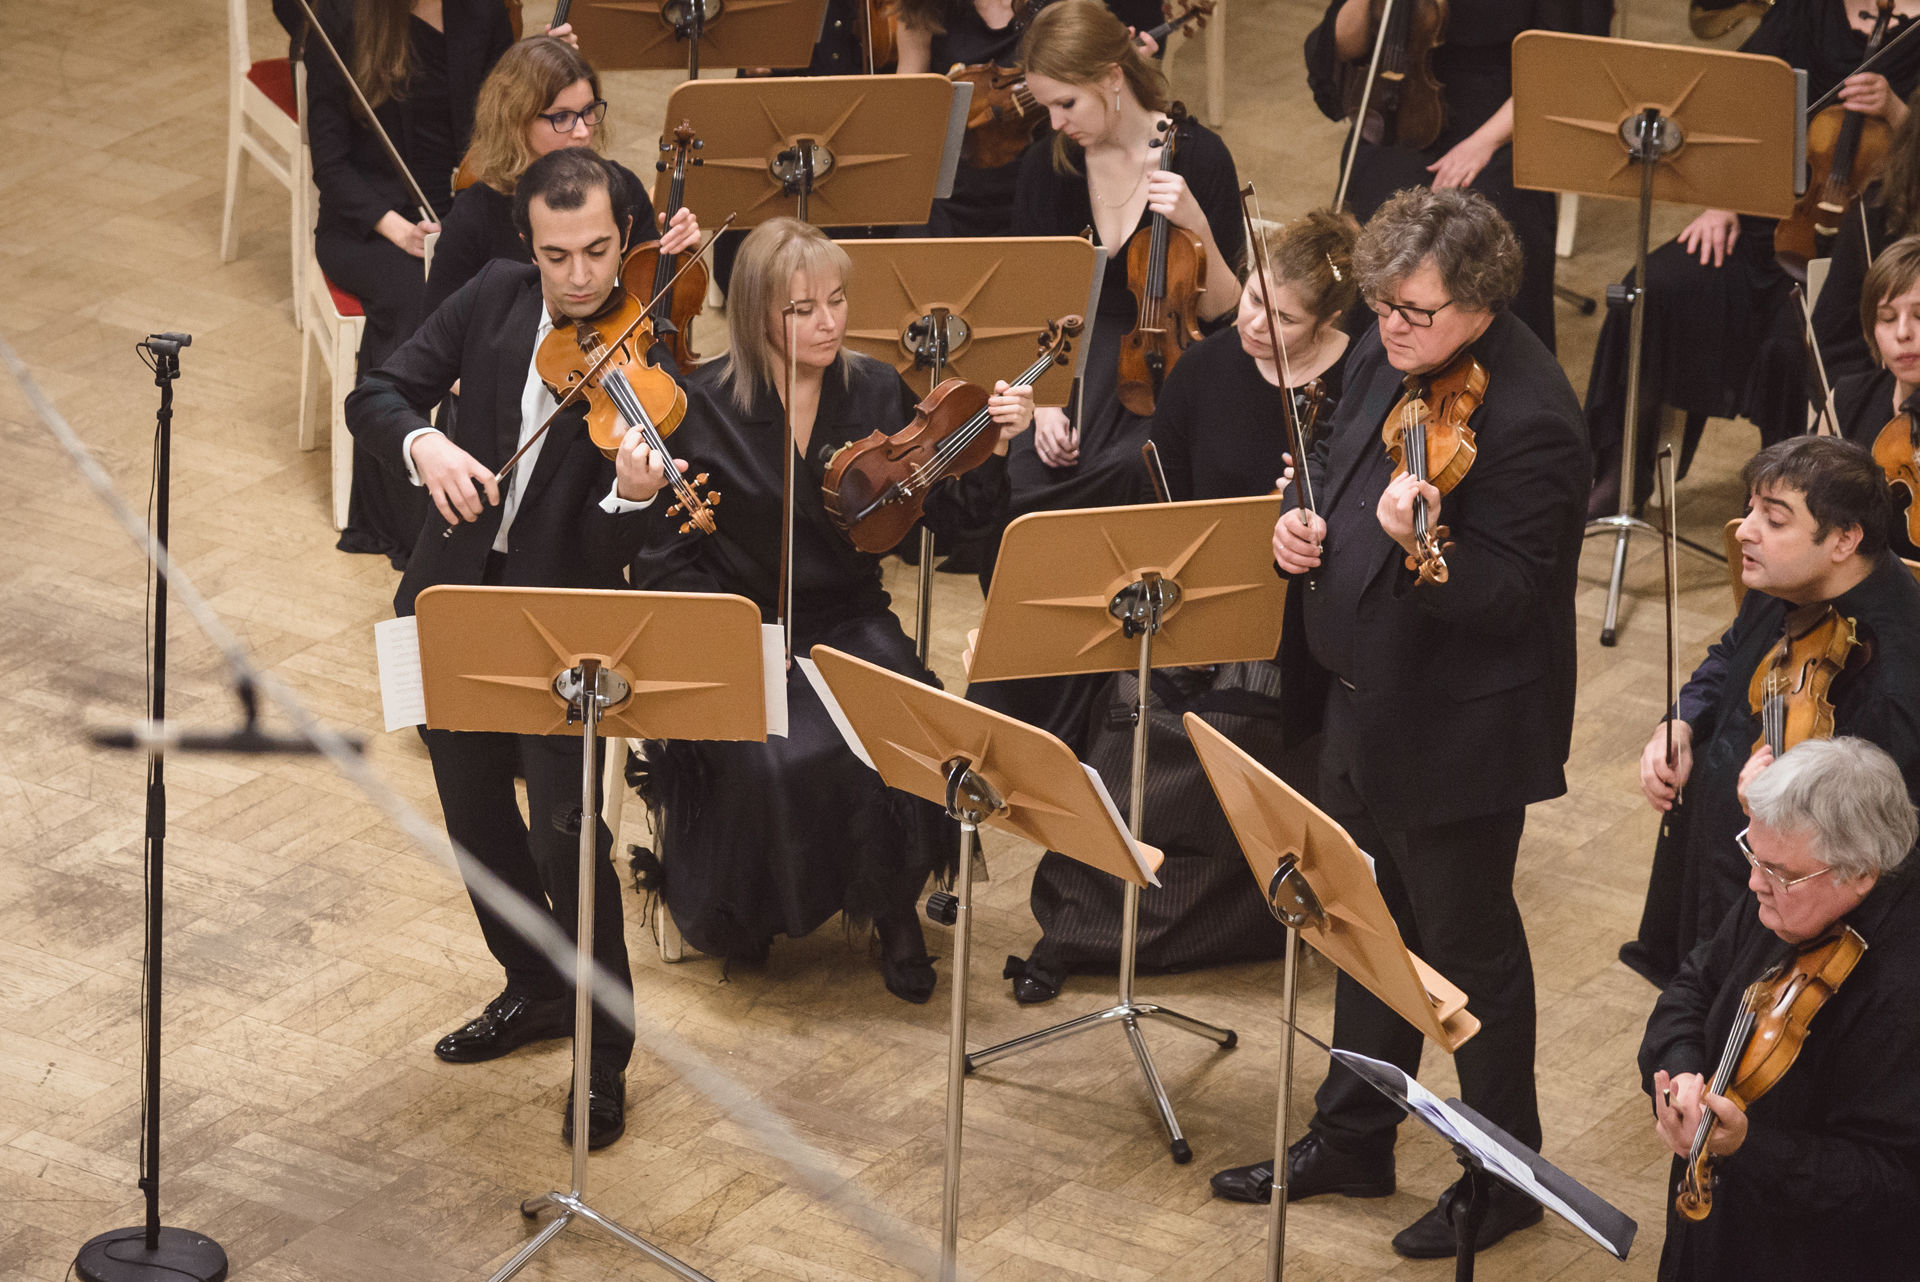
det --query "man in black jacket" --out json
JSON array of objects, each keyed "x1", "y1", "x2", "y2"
[
  {"x1": 345, "y1": 148, "x2": 678, "y2": 1149},
  {"x1": 1640, "y1": 736, "x2": 1920, "y2": 1281},
  {"x1": 1212, "y1": 187, "x2": 1588, "y2": 1260}
]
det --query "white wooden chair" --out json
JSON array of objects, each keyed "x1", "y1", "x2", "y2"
[
  {"x1": 298, "y1": 263, "x2": 363, "y2": 530},
  {"x1": 221, "y1": 0, "x2": 308, "y2": 324}
]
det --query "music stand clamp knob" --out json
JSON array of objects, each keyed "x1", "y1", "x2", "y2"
[
  {"x1": 1109, "y1": 570, "x2": 1182, "y2": 640},
  {"x1": 554, "y1": 661, "x2": 632, "y2": 725},
  {"x1": 925, "y1": 890, "x2": 959, "y2": 925},
  {"x1": 1620, "y1": 108, "x2": 1683, "y2": 163},
  {"x1": 942, "y1": 756, "x2": 1005, "y2": 826}
]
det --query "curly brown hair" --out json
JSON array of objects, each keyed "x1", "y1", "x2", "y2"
[
  {"x1": 1258, "y1": 207, "x2": 1360, "y2": 323},
  {"x1": 1352, "y1": 187, "x2": 1523, "y2": 313}
]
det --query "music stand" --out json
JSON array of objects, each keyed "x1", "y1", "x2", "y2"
[
  {"x1": 1511, "y1": 32, "x2": 1799, "y2": 645},
  {"x1": 564, "y1": 0, "x2": 828, "y2": 79},
  {"x1": 962, "y1": 495, "x2": 1288, "y2": 1160},
  {"x1": 1182, "y1": 714, "x2": 1476, "y2": 1281},
  {"x1": 837, "y1": 235, "x2": 1104, "y2": 662},
  {"x1": 413, "y1": 585, "x2": 767, "y2": 1282},
  {"x1": 805, "y1": 644, "x2": 1161, "y2": 1282},
  {"x1": 659, "y1": 74, "x2": 971, "y2": 227}
]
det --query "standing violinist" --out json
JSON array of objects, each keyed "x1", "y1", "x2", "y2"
[
  {"x1": 966, "y1": 0, "x2": 1243, "y2": 757},
  {"x1": 1583, "y1": 0, "x2": 1920, "y2": 517},
  {"x1": 1303, "y1": 0, "x2": 1594, "y2": 352},
  {"x1": 344, "y1": 148, "x2": 681, "y2": 1150},
  {"x1": 1831, "y1": 233, "x2": 1920, "y2": 560},
  {"x1": 1639, "y1": 737, "x2": 1920, "y2": 1282},
  {"x1": 1625, "y1": 436, "x2": 1920, "y2": 987},
  {"x1": 1229, "y1": 188, "x2": 1586, "y2": 1261},
  {"x1": 1003, "y1": 209, "x2": 1357, "y2": 1006},
  {"x1": 629, "y1": 217, "x2": 1033, "y2": 1004}
]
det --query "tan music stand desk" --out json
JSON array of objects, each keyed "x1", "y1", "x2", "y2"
[
  {"x1": 414, "y1": 585, "x2": 766, "y2": 1282},
  {"x1": 1183, "y1": 713, "x2": 1475, "y2": 1280},
  {"x1": 838, "y1": 234, "x2": 1105, "y2": 664},
  {"x1": 566, "y1": 0, "x2": 828, "y2": 78},
  {"x1": 1510, "y1": 31, "x2": 1798, "y2": 647},
  {"x1": 963, "y1": 495, "x2": 1288, "y2": 1161},
  {"x1": 660, "y1": 74, "x2": 971, "y2": 228},
  {"x1": 808, "y1": 644, "x2": 1160, "y2": 1282}
]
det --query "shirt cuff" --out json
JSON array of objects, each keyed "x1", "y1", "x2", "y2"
[
  {"x1": 401, "y1": 426, "x2": 441, "y2": 486},
  {"x1": 601, "y1": 481, "x2": 654, "y2": 514}
]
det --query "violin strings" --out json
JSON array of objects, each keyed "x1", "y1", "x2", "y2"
[
  {"x1": 601, "y1": 365, "x2": 705, "y2": 515},
  {"x1": 891, "y1": 350, "x2": 1064, "y2": 498}
]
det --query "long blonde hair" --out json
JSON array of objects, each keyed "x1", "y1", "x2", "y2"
[
  {"x1": 1019, "y1": 0, "x2": 1169, "y2": 174},
  {"x1": 722, "y1": 218, "x2": 853, "y2": 413},
  {"x1": 464, "y1": 38, "x2": 607, "y2": 194}
]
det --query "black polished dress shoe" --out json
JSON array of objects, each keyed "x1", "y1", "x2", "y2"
[
  {"x1": 1001, "y1": 954, "x2": 1063, "y2": 1005},
  {"x1": 1212, "y1": 1134, "x2": 1395, "y2": 1204},
  {"x1": 1391, "y1": 1176, "x2": 1543, "y2": 1259},
  {"x1": 433, "y1": 992, "x2": 572, "y2": 1064},
  {"x1": 561, "y1": 1066, "x2": 626, "y2": 1150}
]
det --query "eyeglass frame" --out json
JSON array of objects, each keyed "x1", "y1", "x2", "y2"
[
  {"x1": 1363, "y1": 292, "x2": 1456, "y2": 328},
  {"x1": 1736, "y1": 825, "x2": 1833, "y2": 892},
  {"x1": 537, "y1": 99, "x2": 608, "y2": 133}
]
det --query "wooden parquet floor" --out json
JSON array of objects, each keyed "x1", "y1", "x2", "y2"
[{"x1": 1, "y1": 2, "x2": 1760, "y2": 1278}]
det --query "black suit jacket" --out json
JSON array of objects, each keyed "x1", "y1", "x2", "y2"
[
  {"x1": 344, "y1": 260, "x2": 649, "y2": 616},
  {"x1": 1279, "y1": 312, "x2": 1589, "y2": 827},
  {"x1": 303, "y1": 0, "x2": 512, "y2": 236}
]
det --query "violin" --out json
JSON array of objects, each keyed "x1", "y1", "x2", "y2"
[
  {"x1": 1747, "y1": 602, "x2": 1862, "y2": 756},
  {"x1": 1872, "y1": 403, "x2": 1920, "y2": 548},
  {"x1": 621, "y1": 122, "x2": 707, "y2": 372},
  {"x1": 1776, "y1": 0, "x2": 1896, "y2": 278},
  {"x1": 533, "y1": 289, "x2": 720, "y2": 535},
  {"x1": 861, "y1": 0, "x2": 898, "y2": 72},
  {"x1": 1674, "y1": 925, "x2": 1868, "y2": 1222},
  {"x1": 1342, "y1": 0, "x2": 1448, "y2": 152},
  {"x1": 822, "y1": 316, "x2": 1083, "y2": 552},
  {"x1": 1117, "y1": 106, "x2": 1206, "y2": 418},
  {"x1": 1380, "y1": 347, "x2": 1484, "y2": 586}
]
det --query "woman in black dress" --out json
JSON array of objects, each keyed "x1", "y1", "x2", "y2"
[
  {"x1": 1833, "y1": 232, "x2": 1920, "y2": 560},
  {"x1": 1583, "y1": 0, "x2": 1920, "y2": 514},
  {"x1": 895, "y1": 0, "x2": 1028, "y2": 236},
  {"x1": 630, "y1": 218, "x2": 1035, "y2": 1002},
  {"x1": 1813, "y1": 85, "x2": 1920, "y2": 385},
  {"x1": 422, "y1": 37, "x2": 699, "y2": 319},
  {"x1": 1303, "y1": 0, "x2": 1589, "y2": 353},
  {"x1": 967, "y1": 0, "x2": 1245, "y2": 753},
  {"x1": 306, "y1": 0, "x2": 517, "y2": 565},
  {"x1": 1004, "y1": 210, "x2": 1358, "y2": 1003}
]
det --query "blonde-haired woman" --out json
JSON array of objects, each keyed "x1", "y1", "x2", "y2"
[
  {"x1": 423, "y1": 36, "x2": 699, "y2": 317},
  {"x1": 630, "y1": 218, "x2": 1034, "y2": 1002}
]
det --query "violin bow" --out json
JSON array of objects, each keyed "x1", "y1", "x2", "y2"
[
  {"x1": 1334, "y1": 0, "x2": 1398, "y2": 212},
  {"x1": 1657, "y1": 444, "x2": 1683, "y2": 802},
  {"x1": 1792, "y1": 284, "x2": 1841, "y2": 437},
  {"x1": 1804, "y1": 13, "x2": 1920, "y2": 116},
  {"x1": 1238, "y1": 184, "x2": 1317, "y2": 520},
  {"x1": 778, "y1": 304, "x2": 800, "y2": 669},
  {"x1": 288, "y1": 0, "x2": 439, "y2": 225},
  {"x1": 1140, "y1": 440, "x2": 1173, "y2": 502}
]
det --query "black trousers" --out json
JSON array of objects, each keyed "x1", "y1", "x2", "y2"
[
  {"x1": 421, "y1": 726, "x2": 635, "y2": 1070},
  {"x1": 316, "y1": 221, "x2": 431, "y2": 567},
  {"x1": 1308, "y1": 683, "x2": 1542, "y2": 1157}
]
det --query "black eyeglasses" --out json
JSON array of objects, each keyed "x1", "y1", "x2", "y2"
[
  {"x1": 538, "y1": 99, "x2": 608, "y2": 133},
  {"x1": 1364, "y1": 294, "x2": 1455, "y2": 328}
]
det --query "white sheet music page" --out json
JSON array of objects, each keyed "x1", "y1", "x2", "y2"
[{"x1": 374, "y1": 615, "x2": 426, "y2": 732}]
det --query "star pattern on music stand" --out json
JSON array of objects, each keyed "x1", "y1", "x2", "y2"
[
  {"x1": 844, "y1": 255, "x2": 1050, "y2": 378},
  {"x1": 1543, "y1": 59, "x2": 1761, "y2": 190},
  {"x1": 699, "y1": 95, "x2": 911, "y2": 216}
]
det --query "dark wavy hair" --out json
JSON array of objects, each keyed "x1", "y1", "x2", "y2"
[
  {"x1": 1741, "y1": 435, "x2": 1890, "y2": 558},
  {"x1": 1352, "y1": 187, "x2": 1523, "y2": 313},
  {"x1": 511, "y1": 147, "x2": 634, "y2": 247}
]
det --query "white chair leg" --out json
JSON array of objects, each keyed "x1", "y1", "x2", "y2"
[
  {"x1": 297, "y1": 298, "x2": 318, "y2": 451},
  {"x1": 1556, "y1": 193, "x2": 1580, "y2": 259},
  {"x1": 330, "y1": 324, "x2": 357, "y2": 531},
  {"x1": 289, "y1": 158, "x2": 307, "y2": 330},
  {"x1": 220, "y1": 99, "x2": 246, "y2": 262},
  {"x1": 1204, "y1": 0, "x2": 1227, "y2": 129}
]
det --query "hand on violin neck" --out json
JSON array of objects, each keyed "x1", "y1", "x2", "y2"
[
  {"x1": 542, "y1": 19, "x2": 579, "y2": 48},
  {"x1": 1652, "y1": 1070, "x2": 1710, "y2": 1158},
  {"x1": 1376, "y1": 471, "x2": 1442, "y2": 560},
  {"x1": 658, "y1": 207, "x2": 701, "y2": 257},
  {"x1": 1840, "y1": 71, "x2": 1906, "y2": 128},
  {"x1": 987, "y1": 381, "x2": 1035, "y2": 455},
  {"x1": 615, "y1": 428, "x2": 685, "y2": 504},
  {"x1": 411, "y1": 432, "x2": 499, "y2": 525},
  {"x1": 1736, "y1": 745, "x2": 1776, "y2": 817},
  {"x1": 1639, "y1": 718, "x2": 1695, "y2": 812}
]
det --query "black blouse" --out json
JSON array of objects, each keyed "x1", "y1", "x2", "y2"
[{"x1": 1834, "y1": 365, "x2": 1920, "y2": 561}]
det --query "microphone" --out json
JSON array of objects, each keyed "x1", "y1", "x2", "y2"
[
  {"x1": 141, "y1": 332, "x2": 192, "y2": 357},
  {"x1": 91, "y1": 721, "x2": 355, "y2": 755}
]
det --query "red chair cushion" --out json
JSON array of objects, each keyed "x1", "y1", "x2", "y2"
[
  {"x1": 325, "y1": 276, "x2": 364, "y2": 318},
  {"x1": 246, "y1": 58, "x2": 298, "y2": 121}
]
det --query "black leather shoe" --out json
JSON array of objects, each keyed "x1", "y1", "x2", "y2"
[
  {"x1": 881, "y1": 952, "x2": 937, "y2": 1004},
  {"x1": 561, "y1": 1066, "x2": 626, "y2": 1150},
  {"x1": 1391, "y1": 1176, "x2": 1543, "y2": 1259},
  {"x1": 1213, "y1": 1134, "x2": 1395, "y2": 1204},
  {"x1": 1002, "y1": 954, "x2": 1063, "y2": 1005},
  {"x1": 434, "y1": 992, "x2": 572, "y2": 1064}
]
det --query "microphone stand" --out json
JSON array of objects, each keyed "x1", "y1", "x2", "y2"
[{"x1": 74, "y1": 334, "x2": 229, "y2": 1282}]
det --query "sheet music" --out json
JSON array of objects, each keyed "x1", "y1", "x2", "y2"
[
  {"x1": 797, "y1": 656, "x2": 872, "y2": 768},
  {"x1": 762, "y1": 624, "x2": 789, "y2": 739},
  {"x1": 374, "y1": 615, "x2": 426, "y2": 732},
  {"x1": 1083, "y1": 763, "x2": 1161, "y2": 888}
]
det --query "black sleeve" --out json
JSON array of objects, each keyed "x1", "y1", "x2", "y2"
[
  {"x1": 1638, "y1": 901, "x2": 1746, "y2": 1092},
  {"x1": 1301, "y1": 0, "x2": 1348, "y2": 123},
  {"x1": 1012, "y1": 146, "x2": 1061, "y2": 237},
  {"x1": 1146, "y1": 346, "x2": 1202, "y2": 501},
  {"x1": 1183, "y1": 125, "x2": 1245, "y2": 280},
  {"x1": 1814, "y1": 200, "x2": 1876, "y2": 386},
  {"x1": 1675, "y1": 589, "x2": 1772, "y2": 729},
  {"x1": 615, "y1": 162, "x2": 660, "y2": 243},
  {"x1": 422, "y1": 185, "x2": 498, "y2": 318},
  {"x1": 304, "y1": 5, "x2": 404, "y2": 234},
  {"x1": 345, "y1": 261, "x2": 486, "y2": 476}
]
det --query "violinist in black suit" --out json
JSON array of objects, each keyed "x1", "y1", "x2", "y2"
[
  {"x1": 1213, "y1": 188, "x2": 1588, "y2": 1261},
  {"x1": 345, "y1": 147, "x2": 680, "y2": 1150}
]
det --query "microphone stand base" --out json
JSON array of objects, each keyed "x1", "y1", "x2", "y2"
[{"x1": 75, "y1": 1226, "x2": 228, "y2": 1282}]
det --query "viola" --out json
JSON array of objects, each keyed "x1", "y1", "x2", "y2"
[
  {"x1": 533, "y1": 289, "x2": 720, "y2": 535},
  {"x1": 822, "y1": 316, "x2": 1082, "y2": 552},
  {"x1": 1341, "y1": 0, "x2": 1448, "y2": 152},
  {"x1": 1776, "y1": 0, "x2": 1896, "y2": 277},
  {"x1": 1117, "y1": 106, "x2": 1206, "y2": 417},
  {"x1": 1872, "y1": 405, "x2": 1920, "y2": 548},
  {"x1": 620, "y1": 121, "x2": 707, "y2": 372},
  {"x1": 1674, "y1": 925, "x2": 1868, "y2": 1222},
  {"x1": 1746, "y1": 603, "x2": 1861, "y2": 756},
  {"x1": 1380, "y1": 346, "x2": 1484, "y2": 585}
]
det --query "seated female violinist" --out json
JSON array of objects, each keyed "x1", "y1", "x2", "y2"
[
  {"x1": 1831, "y1": 231, "x2": 1920, "y2": 560},
  {"x1": 1583, "y1": 0, "x2": 1920, "y2": 518},
  {"x1": 629, "y1": 217, "x2": 1035, "y2": 1003},
  {"x1": 1003, "y1": 208, "x2": 1358, "y2": 1004},
  {"x1": 1639, "y1": 736, "x2": 1920, "y2": 1282},
  {"x1": 966, "y1": 0, "x2": 1243, "y2": 757},
  {"x1": 422, "y1": 36, "x2": 700, "y2": 322},
  {"x1": 1812, "y1": 84, "x2": 1920, "y2": 383}
]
